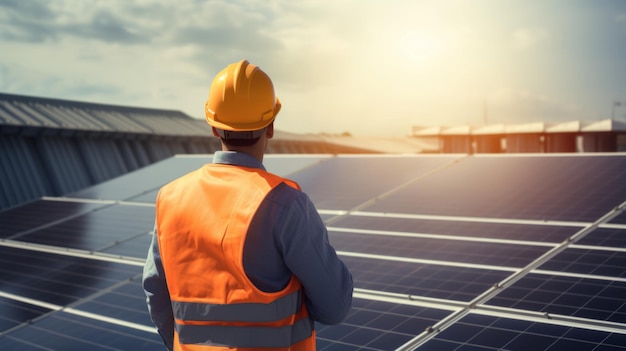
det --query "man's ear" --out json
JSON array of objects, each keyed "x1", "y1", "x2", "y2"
[
  {"x1": 212, "y1": 127, "x2": 220, "y2": 137},
  {"x1": 266, "y1": 122, "x2": 274, "y2": 139}
]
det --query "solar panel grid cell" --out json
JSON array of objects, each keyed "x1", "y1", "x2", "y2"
[
  {"x1": 486, "y1": 273, "x2": 626, "y2": 323},
  {"x1": 330, "y1": 215, "x2": 581, "y2": 243},
  {"x1": 419, "y1": 314, "x2": 626, "y2": 351},
  {"x1": 331, "y1": 231, "x2": 550, "y2": 267},
  {"x1": 577, "y1": 227, "x2": 626, "y2": 247},
  {"x1": 100, "y1": 232, "x2": 152, "y2": 259},
  {"x1": 15, "y1": 204, "x2": 155, "y2": 251},
  {"x1": 0, "y1": 297, "x2": 51, "y2": 333},
  {"x1": 609, "y1": 211, "x2": 626, "y2": 224},
  {"x1": 72, "y1": 279, "x2": 153, "y2": 326},
  {"x1": 538, "y1": 248, "x2": 626, "y2": 277},
  {"x1": 0, "y1": 200, "x2": 106, "y2": 239},
  {"x1": 340, "y1": 255, "x2": 510, "y2": 301},
  {"x1": 0, "y1": 247, "x2": 142, "y2": 306}
]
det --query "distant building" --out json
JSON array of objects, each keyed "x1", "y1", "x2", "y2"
[{"x1": 412, "y1": 119, "x2": 626, "y2": 154}]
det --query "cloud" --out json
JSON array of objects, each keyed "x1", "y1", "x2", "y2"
[
  {"x1": 511, "y1": 27, "x2": 547, "y2": 51},
  {"x1": 0, "y1": 0, "x2": 150, "y2": 44}
]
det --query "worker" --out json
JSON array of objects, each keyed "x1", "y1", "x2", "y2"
[{"x1": 142, "y1": 59, "x2": 353, "y2": 350}]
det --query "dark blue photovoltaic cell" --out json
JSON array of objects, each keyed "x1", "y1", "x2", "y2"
[
  {"x1": 127, "y1": 189, "x2": 159, "y2": 203},
  {"x1": 288, "y1": 156, "x2": 460, "y2": 210},
  {"x1": 609, "y1": 211, "x2": 626, "y2": 224},
  {"x1": 578, "y1": 227, "x2": 626, "y2": 247},
  {"x1": 538, "y1": 248, "x2": 626, "y2": 277},
  {"x1": 72, "y1": 279, "x2": 153, "y2": 326},
  {"x1": 340, "y1": 256, "x2": 510, "y2": 301},
  {"x1": 69, "y1": 156, "x2": 211, "y2": 201},
  {"x1": 17, "y1": 204, "x2": 155, "y2": 251},
  {"x1": 316, "y1": 298, "x2": 451, "y2": 351},
  {"x1": 0, "y1": 199, "x2": 106, "y2": 238},
  {"x1": 0, "y1": 297, "x2": 51, "y2": 332},
  {"x1": 486, "y1": 273, "x2": 626, "y2": 323},
  {"x1": 331, "y1": 215, "x2": 580, "y2": 243},
  {"x1": 264, "y1": 155, "x2": 332, "y2": 177},
  {"x1": 101, "y1": 232, "x2": 153, "y2": 259},
  {"x1": 366, "y1": 156, "x2": 626, "y2": 222},
  {"x1": 0, "y1": 312, "x2": 162, "y2": 351},
  {"x1": 419, "y1": 313, "x2": 626, "y2": 351},
  {"x1": 0, "y1": 246, "x2": 142, "y2": 306},
  {"x1": 330, "y1": 231, "x2": 549, "y2": 267}
]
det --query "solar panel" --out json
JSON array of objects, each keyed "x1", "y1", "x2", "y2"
[
  {"x1": 0, "y1": 246, "x2": 142, "y2": 306},
  {"x1": 287, "y1": 155, "x2": 461, "y2": 210},
  {"x1": 417, "y1": 313, "x2": 626, "y2": 351},
  {"x1": 366, "y1": 155, "x2": 626, "y2": 222},
  {"x1": 1, "y1": 153, "x2": 625, "y2": 350}
]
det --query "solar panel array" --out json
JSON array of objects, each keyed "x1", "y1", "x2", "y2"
[{"x1": 1, "y1": 153, "x2": 625, "y2": 350}]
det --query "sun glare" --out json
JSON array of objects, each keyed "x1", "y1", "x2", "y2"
[{"x1": 396, "y1": 31, "x2": 442, "y2": 62}]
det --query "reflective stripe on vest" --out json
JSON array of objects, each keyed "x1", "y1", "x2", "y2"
[
  {"x1": 176, "y1": 316, "x2": 313, "y2": 348},
  {"x1": 172, "y1": 290, "x2": 301, "y2": 323}
]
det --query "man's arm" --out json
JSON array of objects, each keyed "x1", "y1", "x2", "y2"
[
  {"x1": 142, "y1": 227, "x2": 175, "y2": 350},
  {"x1": 278, "y1": 192, "x2": 354, "y2": 325}
]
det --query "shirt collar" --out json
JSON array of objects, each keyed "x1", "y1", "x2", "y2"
[{"x1": 212, "y1": 151, "x2": 266, "y2": 171}]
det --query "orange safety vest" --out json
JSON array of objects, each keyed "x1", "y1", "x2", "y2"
[{"x1": 156, "y1": 164, "x2": 316, "y2": 351}]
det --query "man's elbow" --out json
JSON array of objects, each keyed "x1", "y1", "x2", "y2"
[{"x1": 312, "y1": 292, "x2": 353, "y2": 325}]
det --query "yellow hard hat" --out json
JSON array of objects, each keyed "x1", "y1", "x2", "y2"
[{"x1": 205, "y1": 60, "x2": 281, "y2": 137}]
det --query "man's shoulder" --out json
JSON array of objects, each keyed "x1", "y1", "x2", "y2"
[{"x1": 264, "y1": 181, "x2": 306, "y2": 207}]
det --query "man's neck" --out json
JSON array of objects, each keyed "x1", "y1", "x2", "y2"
[{"x1": 221, "y1": 144, "x2": 264, "y2": 163}]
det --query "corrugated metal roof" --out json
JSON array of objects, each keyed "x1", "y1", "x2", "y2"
[{"x1": 0, "y1": 92, "x2": 204, "y2": 137}]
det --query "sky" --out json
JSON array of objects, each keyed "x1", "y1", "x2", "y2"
[{"x1": 1, "y1": 0, "x2": 626, "y2": 137}]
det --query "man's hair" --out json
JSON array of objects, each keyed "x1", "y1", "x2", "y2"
[{"x1": 221, "y1": 137, "x2": 260, "y2": 147}]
